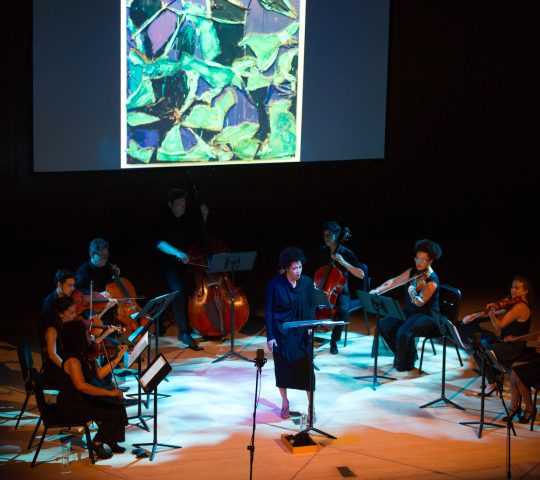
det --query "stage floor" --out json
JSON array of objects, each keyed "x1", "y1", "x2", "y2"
[{"x1": 1, "y1": 309, "x2": 539, "y2": 480}]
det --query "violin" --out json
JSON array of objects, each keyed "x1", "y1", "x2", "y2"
[
  {"x1": 314, "y1": 227, "x2": 351, "y2": 320},
  {"x1": 462, "y1": 297, "x2": 525, "y2": 324}
]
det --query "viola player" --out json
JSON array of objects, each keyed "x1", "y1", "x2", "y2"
[
  {"x1": 371, "y1": 238, "x2": 442, "y2": 372},
  {"x1": 459, "y1": 275, "x2": 532, "y2": 396}
]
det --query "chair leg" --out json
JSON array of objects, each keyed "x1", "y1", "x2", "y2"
[
  {"x1": 363, "y1": 310, "x2": 370, "y2": 335},
  {"x1": 31, "y1": 425, "x2": 47, "y2": 467},
  {"x1": 15, "y1": 391, "x2": 31, "y2": 430},
  {"x1": 429, "y1": 338, "x2": 436, "y2": 356},
  {"x1": 454, "y1": 344, "x2": 463, "y2": 367},
  {"x1": 531, "y1": 389, "x2": 538, "y2": 432},
  {"x1": 343, "y1": 323, "x2": 348, "y2": 347},
  {"x1": 84, "y1": 425, "x2": 95, "y2": 464},
  {"x1": 28, "y1": 416, "x2": 42, "y2": 450},
  {"x1": 419, "y1": 338, "x2": 429, "y2": 373}
]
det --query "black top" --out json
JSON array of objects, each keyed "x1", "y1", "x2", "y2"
[
  {"x1": 75, "y1": 260, "x2": 116, "y2": 293},
  {"x1": 501, "y1": 300, "x2": 531, "y2": 338},
  {"x1": 42, "y1": 290, "x2": 59, "y2": 314},
  {"x1": 404, "y1": 268, "x2": 440, "y2": 316},
  {"x1": 307, "y1": 245, "x2": 360, "y2": 295},
  {"x1": 155, "y1": 208, "x2": 201, "y2": 269}
]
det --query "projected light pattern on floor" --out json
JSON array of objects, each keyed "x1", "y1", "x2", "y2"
[{"x1": 122, "y1": 0, "x2": 305, "y2": 167}]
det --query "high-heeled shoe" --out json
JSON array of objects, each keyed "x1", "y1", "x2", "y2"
[
  {"x1": 518, "y1": 408, "x2": 536, "y2": 425},
  {"x1": 280, "y1": 401, "x2": 290, "y2": 419},
  {"x1": 502, "y1": 406, "x2": 521, "y2": 422},
  {"x1": 92, "y1": 443, "x2": 113, "y2": 459},
  {"x1": 106, "y1": 441, "x2": 126, "y2": 453}
]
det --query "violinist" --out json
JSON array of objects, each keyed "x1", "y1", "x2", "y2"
[
  {"x1": 58, "y1": 320, "x2": 128, "y2": 460},
  {"x1": 75, "y1": 238, "x2": 121, "y2": 324},
  {"x1": 39, "y1": 296, "x2": 78, "y2": 389},
  {"x1": 306, "y1": 221, "x2": 364, "y2": 354},
  {"x1": 155, "y1": 187, "x2": 207, "y2": 350},
  {"x1": 460, "y1": 275, "x2": 532, "y2": 396},
  {"x1": 371, "y1": 239, "x2": 442, "y2": 372},
  {"x1": 266, "y1": 247, "x2": 316, "y2": 421},
  {"x1": 41, "y1": 269, "x2": 76, "y2": 314}
]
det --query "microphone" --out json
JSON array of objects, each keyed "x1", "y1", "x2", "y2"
[{"x1": 254, "y1": 348, "x2": 267, "y2": 369}]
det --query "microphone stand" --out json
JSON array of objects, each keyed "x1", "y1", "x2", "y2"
[{"x1": 247, "y1": 352, "x2": 266, "y2": 480}]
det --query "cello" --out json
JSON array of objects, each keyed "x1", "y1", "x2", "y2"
[
  {"x1": 313, "y1": 227, "x2": 351, "y2": 320},
  {"x1": 185, "y1": 175, "x2": 250, "y2": 338}
]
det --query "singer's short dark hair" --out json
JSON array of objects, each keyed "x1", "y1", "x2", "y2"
[
  {"x1": 278, "y1": 246, "x2": 305, "y2": 270},
  {"x1": 89, "y1": 238, "x2": 109, "y2": 255},
  {"x1": 167, "y1": 188, "x2": 186, "y2": 203},
  {"x1": 414, "y1": 239, "x2": 442, "y2": 261}
]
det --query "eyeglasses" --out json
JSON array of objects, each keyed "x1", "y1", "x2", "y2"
[{"x1": 414, "y1": 257, "x2": 431, "y2": 263}]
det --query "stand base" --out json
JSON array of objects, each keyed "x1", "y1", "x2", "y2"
[
  {"x1": 281, "y1": 433, "x2": 318, "y2": 454},
  {"x1": 132, "y1": 442, "x2": 181, "y2": 461},
  {"x1": 354, "y1": 374, "x2": 396, "y2": 390},
  {"x1": 460, "y1": 421, "x2": 504, "y2": 439},
  {"x1": 127, "y1": 414, "x2": 152, "y2": 431},
  {"x1": 420, "y1": 396, "x2": 465, "y2": 410},
  {"x1": 212, "y1": 349, "x2": 251, "y2": 363}
]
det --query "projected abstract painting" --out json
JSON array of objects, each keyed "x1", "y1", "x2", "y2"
[{"x1": 121, "y1": 0, "x2": 305, "y2": 168}]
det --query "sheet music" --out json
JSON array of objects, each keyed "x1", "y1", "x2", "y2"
[
  {"x1": 140, "y1": 354, "x2": 167, "y2": 389},
  {"x1": 124, "y1": 332, "x2": 149, "y2": 368},
  {"x1": 447, "y1": 322, "x2": 467, "y2": 350},
  {"x1": 283, "y1": 319, "x2": 348, "y2": 330}
]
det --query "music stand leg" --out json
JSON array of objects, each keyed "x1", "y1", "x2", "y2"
[
  {"x1": 420, "y1": 335, "x2": 464, "y2": 410},
  {"x1": 127, "y1": 356, "x2": 152, "y2": 431},
  {"x1": 295, "y1": 328, "x2": 336, "y2": 440},
  {"x1": 460, "y1": 356, "x2": 503, "y2": 438},
  {"x1": 354, "y1": 315, "x2": 396, "y2": 389},
  {"x1": 213, "y1": 286, "x2": 251, "y2": 363},
  {"x1": 132, "y1": 386, "x2": 181, "y2": 461}
]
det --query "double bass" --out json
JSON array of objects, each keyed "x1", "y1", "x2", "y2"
[
  {"x1": 186, "y1": 175, "x2": 250, "y2": 338},
  {"x1": 314, "y1": 227, "x2": 351, "y2": 320}
]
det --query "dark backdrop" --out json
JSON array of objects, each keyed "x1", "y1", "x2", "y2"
[{"x1": 3, "y1": 1, "x2": 538, "y2": 327}]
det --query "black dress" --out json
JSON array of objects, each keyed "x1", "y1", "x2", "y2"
[
  {"x1": 57, "y1": 354, "x2": 127, "y2": 443},
  {"x1": 265, "y1": 274, "x2": 315, "y2": 390}
]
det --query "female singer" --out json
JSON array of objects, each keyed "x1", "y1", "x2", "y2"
[
  {"x1": 266, "y1": 247, "x2": 315, "y2": 420},
  {"x1": 58, "y1": 320, "x2": 128, "y2": 460},
  {"x1": 460, "y1": 275, "x2": 532, "y2": 396},
  {"x1": 503, "y1": 332, "x2": 540, "y2": 424},
  {"x1": 370, "y1": 239, "x2": 442, "y2": 372}
]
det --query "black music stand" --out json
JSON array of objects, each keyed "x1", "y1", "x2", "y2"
[
  {"x1": 460, "y1": 346, "x2": 509, "y2": 438},
  {"x1": 283, "y1": 319, "x2": 346, "y2": 442},
  {"x1": 354, "y1": 291, "x2": 400, "y2": 389},
  {"x1": 133, "y1": 353, "x2": 181, "y2": 461},
  {"x1": 210, "y1": 251, "x2": 257, "y2": 363},
  {"x1": 420, "y1": 312, "x2": 465, "y2": 410},
  {"x1": 125, "y1": 330, "x2": 152, "y2": 430}
]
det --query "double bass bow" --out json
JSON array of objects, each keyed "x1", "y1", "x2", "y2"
[{"x1": 314, "y1": 227, "x2": 351, "y2": 320}]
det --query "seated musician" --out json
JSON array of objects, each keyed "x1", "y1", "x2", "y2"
[
  {"x1": 58, "y1": 320, "x2": 128, "y2": 460},
  {"x1": 460, "y1": 275, "x2": 532, "y2": 396},
  {"x1": 503, "y1": 332, "x2": 540, "y2": 424},
  {"x1": 75, "y1": 238, "x2": 121, "y2": 324},
  {"x1": 306, "y1": 221, "x2": 364, "y2": 355},
  {"x1": 370, "y1": 239, "x2": 442, "y2": 372},
  {"x1": 42, "y1": 269, "x2": 76, "y2": 314}
]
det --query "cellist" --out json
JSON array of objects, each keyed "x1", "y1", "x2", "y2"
[
  {"x1": 306, "y1": 221, "x2": 365, "y2": 355},
  {"x1": 75, "y1": 238, "x2": 121, "y2": 324}
]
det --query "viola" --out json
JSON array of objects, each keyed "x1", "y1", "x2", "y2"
[
  {"x1": 485, "y1": 297, "x2": 524, "y2": 313},
  {"x1": 72, "y1": 290, "x2": 109, "y2": 316},
  {"x1": 186, "y1": 173, "x2": 250, "y2": 337},
  {"x1": 313, "y1": 227, "x2": 351, "y2": 320}
]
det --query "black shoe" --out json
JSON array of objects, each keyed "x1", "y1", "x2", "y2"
[
  {"x1": 106, "y1": 441, "x2": 126, "y2": 454},
  {"x1": 329, "y1": 342, "x2": 338, "y2": 355},
  {"x1": 519, "y1": 408, "x2": 536, "y2": 425},
  {"x1": 502, "y1": 406, "x2": 521, "y2": 423},
  {"x1": 92, "y1": 443, "x2": 113, "y2": 459},
  {"x1": 178, "y1": 332, "x2": 203, "y2": 350}
]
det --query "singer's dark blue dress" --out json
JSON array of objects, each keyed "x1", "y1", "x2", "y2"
[{"x1": 265, "y1": 275, "x2": 315, "y2": 390}]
